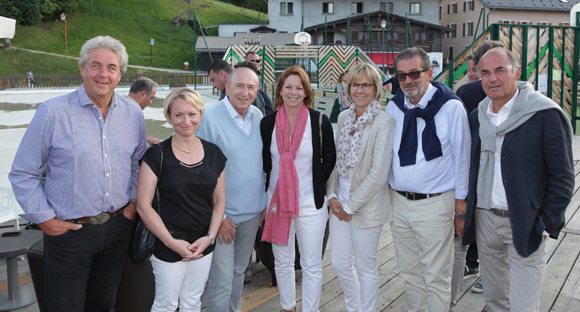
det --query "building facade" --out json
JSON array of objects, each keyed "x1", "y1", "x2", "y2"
[{"x1": 439, "y1": 0, "x2": 579, "y2": 62}]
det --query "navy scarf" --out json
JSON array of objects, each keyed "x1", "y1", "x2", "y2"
[{"x1": 392, "y1": 81, "x2": 460, "y2": 166}]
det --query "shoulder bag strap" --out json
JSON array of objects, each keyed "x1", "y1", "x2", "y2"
[{"x1": 153, "y1": 144, "x2": 163, "y2": 214}]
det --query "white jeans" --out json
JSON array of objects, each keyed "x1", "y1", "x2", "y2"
[
  {"x1": 150, "y1": 253, "x2": 213, "y2": 312},
  {"x1": 272, "y1": 207, "x2": 327, "y2": 311},
  {"x1": 330, "y1": 213, "x2": 383, "y2": 312}
]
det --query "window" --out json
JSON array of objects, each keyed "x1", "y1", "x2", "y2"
[
  {"x1": 280, "y1": 2, "x2": 293, "y2": 14},
  {"x1": 449, "y1": 46, "x2": 454, "y2": 62},
  {"x1": 464, "y1": 0, "x2": 474, "y2": 12},
  {"x1": 439, "y1": 6, "x2": 442, "y2": 21},
  {"x1": 448, "y1": 24, "x2": 456, "y2": 38},
  {"x1": 380, "y1": 2, "x2": 393, "y2": 12},
  {"x1": 410, "y1": 2, "x2": 420, "y2": 14},
  {"x1": 323, "y1": 2, "x2": 334, "y2": 14},
  {"x1": 352, "y1": 2, "x2": 363, "y2": 14},
  {"x1": 520, "y1": 21, "x2": 530, "y2": 25},
  {"x1": 448, "y1": 3, "x2": 457, "y2": 15},
  {"x1": 463, "y1": 21, "x2": 473, "y2": 37}
]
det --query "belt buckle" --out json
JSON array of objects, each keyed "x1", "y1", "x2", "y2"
[
  {"x1": 409, "y1": 192, "x2": 416, "y2": 200},
  {"x1": 89, "y1": 212, "x2": 110, "y2": 224}
]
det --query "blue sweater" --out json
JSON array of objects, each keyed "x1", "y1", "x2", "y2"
[{"x1": 196, "y1": 101, "x2": 267, "y2": 224}]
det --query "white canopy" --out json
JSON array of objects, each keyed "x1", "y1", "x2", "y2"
[{"x1": 0, "y1": 16, "x2": 16, "y2": 39}]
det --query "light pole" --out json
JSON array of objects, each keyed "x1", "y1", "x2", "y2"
[
  {"x1": 60, "y1": 13, "x2": 67, "y2": 50},
  {"x1": 381, "y1": 19, "x2": 386, "y2": 72}
]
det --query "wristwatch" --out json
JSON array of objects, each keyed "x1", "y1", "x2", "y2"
[
  {"x1": 455, "y1": 213, "x2": 466, "y2": 220},
  {"x1": 206, "y1": 234, "x2": 215, "y2": 245}
]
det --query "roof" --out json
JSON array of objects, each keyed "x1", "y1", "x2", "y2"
[
  {"x1": 482, "y1": 0, "x2": 580, "y2": 11},
  {"x1": 195, "y1": 33, "x2": 297, "y2": 51},
  {"x1": 305, "y1": 11, "x2": 453, "y2": 32}
]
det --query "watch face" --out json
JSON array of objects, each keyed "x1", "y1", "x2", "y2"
[{"x1": 456, "y1": 213, "x2": 466, "y2": 220}]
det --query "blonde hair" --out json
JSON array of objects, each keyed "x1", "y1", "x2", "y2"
[
  {"x1": 163, "y1": 88, "x2": 205, "y2": 123},
  {"x1": 345, "y1": 63, "x2": 383, "y2": 101},
  {"x1": 273, "y1": 66, "x2": 314, "y2": 111}
]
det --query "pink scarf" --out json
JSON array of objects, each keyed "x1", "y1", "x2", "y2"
[{"x1": 262, "y1": 104, "x2": 309, "y2": 245}]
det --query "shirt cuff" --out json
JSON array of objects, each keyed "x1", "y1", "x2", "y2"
[
  {"x1": 342, "y1": 202, "x2": 354, "y2": 215},
  {"x1": 20, "y1": 209, "x2": 57, "y2": 225},
  {"x1": 327, "y1": 193, "x2": 338, "y2": 200},
  {"x1": 454, "y1": 190, "x2": 468, "y2": 200}
]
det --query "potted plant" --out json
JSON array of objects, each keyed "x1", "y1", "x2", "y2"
[
  {"x1": 359, "y1": 38, "x2": 368, "y2": 45},
  {"x1": 335, "y1": 40, "x2": 343, "y2": 45}
]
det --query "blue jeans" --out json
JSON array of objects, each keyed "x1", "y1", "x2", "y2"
[
  {"x1": 206, "y1": 214, "x2": 260, "y2": 312},
  {"x1": 43, "y1": 213, "x2": 134, "y2": 312}
]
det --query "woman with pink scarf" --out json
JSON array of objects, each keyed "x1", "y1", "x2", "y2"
[
  {"x1": 327, "y1": 63, "x2": 395, "y2": 311},
  {"x1": 260, "y1": 66, "x2": 336, "y2": 312}
]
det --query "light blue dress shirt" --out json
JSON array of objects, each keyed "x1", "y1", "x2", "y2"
[{"x1": 9, "y1": 84, "x2": 147, "y2": 224}]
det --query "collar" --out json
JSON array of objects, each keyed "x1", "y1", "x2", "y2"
[
  {"x1": 78, "y1": 83, "x2": 118, "y2": 109},
  {"x1": 486, "y1": 89, "x2": 519, "y2": 117},
  {"x1": 404, "y1": 83, "x2": 436, "y2": 109},
  {"x1": 224, "y1": 95, "x2": 253, "y2": 120}
]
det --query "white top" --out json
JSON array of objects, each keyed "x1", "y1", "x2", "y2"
[
  {"x1": 485, "y1": 89, "x2": 519, "y2": 210},
  {"x1": 224, "y1": 95, "x2": 254, "y2": 134},
  {"x1": 386, "y1": 83, "x2": 471, "y2": 200},
  {"x1": 267, "y1": 117, "x2": 317, "y2": 216},
  {"x1": 337, "y1": 168, "x2": 354, "y2": 214}
]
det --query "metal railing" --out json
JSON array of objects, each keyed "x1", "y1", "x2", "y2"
[{"x1": 0, "y1": 73, "x2": 211, "y2": 90}]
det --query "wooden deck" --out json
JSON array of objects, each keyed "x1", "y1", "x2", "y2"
[{"x1": 237, "y1": 160, "x2": 580, "y2": 312}]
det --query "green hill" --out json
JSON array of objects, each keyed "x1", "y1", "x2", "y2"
[{"x1": 2, "y1": 0, "x2": 266, "y2": 75}]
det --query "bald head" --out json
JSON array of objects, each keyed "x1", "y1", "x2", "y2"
[{"x1": 225, "y1": 67, "x2": 259, "y2": 117}]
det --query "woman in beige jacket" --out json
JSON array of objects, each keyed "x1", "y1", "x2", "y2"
[{"x1": 327, "y1": 63, "x2": 395, "y2": 312}]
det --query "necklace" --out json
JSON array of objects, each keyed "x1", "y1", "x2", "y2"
[{"x1": 172, "y1": 137, "x2": 199, "y2": 154}]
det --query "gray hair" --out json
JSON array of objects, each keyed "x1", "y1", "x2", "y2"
[
  {"x1": 395, "y1": 47, "x2": 431, "y2": 72},
  {"x1": 129, "y1": 77, "x2": 158, "y2": 95},
  {"x1": 79, "y1": 36, "x2": 129, "y2": 75},
  {"x1": 480, "y1": 47, "x2": 521, "y2": 73}
]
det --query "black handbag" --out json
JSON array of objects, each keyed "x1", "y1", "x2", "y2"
[{"x1": 129, "y1": 144, "x2": 163, "y2": 264}]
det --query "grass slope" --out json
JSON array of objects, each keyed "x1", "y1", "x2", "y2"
[{"x1": 4, "y1": 0, "x2": 266, "y2": 75}]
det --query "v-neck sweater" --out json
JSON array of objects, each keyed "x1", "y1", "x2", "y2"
[{"x1": 196, "y1": 100, "x2": 267, "y2": 223}]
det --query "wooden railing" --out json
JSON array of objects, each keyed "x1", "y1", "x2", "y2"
[{"x1": 0, "y1": 73, "x2": 211, "y2": 90}]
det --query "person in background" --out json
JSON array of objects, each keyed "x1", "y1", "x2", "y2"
[
  {"x1": 127, "y1": 77, "x2": 162, "y2": 145},
  {"x1": 466, "y1": 55, "x2": 479, "y2": 83},
  {"x1": 260, "y1": 66, "x2": 336, "y2": 312},
  {"x1": 137, "y1": 88, "x2": 226, "y2": 312},
  {"x1": 335, "y1": 72, "x2": 348, "y2": 110},
  {"x1": 10, "y1": 35, "x2": 147, "y2": 312},
  {"x1": 198, "y1": 67, "x2": 267, "y2": 312},
  {"x1": 208, "y1": 59, "x2": 233, "y2": 101},
  {"x1": 27, "y1": 70, "x2": 34, "y2": 88},
  {"x1": 327, "y1": 63, "x2": 395, "y2": 312}
]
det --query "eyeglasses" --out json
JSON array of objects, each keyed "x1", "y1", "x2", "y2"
[
  {"x1": 396, "y1": 68, "x2": 429, "y2": 81},
  {"x1": 350, "y1": 83, "x2": 374, "y2": 91},
  {"x1": 250, "y1": 59, "x2": 261, "y2": 64}
]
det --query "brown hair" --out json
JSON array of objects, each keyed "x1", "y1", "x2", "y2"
[{"x1": 273, "y1": 66, "x2": 314, "y2": 111}]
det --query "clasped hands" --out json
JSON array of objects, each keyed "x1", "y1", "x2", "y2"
[
  {"x1": 168, "y1": 236, "x2": 212, "y2": 261},
  {"x1": 329, "y1": 198, "x2": 352, "y2": 222}
]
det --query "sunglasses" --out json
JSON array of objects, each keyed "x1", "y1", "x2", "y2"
[
  {"x1": 250, "y1": 59, "x2": 261, "y2": 64},
  {"x1": 396, "y1": 68, "x2": 429, "y2": 81}
]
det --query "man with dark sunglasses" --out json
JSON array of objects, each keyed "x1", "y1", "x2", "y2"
[{"x1": 385, "y1": 47, "x2": 471, "y2": 312}]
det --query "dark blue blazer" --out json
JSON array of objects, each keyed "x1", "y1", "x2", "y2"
[
  {"x1": 463, "y1": 108, "x2": 574, "y2": 257},
  {"x1": 456, "y1": 80, "x2": 487, "y2": 114}
]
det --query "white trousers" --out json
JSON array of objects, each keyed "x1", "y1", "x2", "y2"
[
  {"x1": 330, "y1": 213, "x2": 383, "y2": 312},
  {"x1": 390, "y1": 189, "x2": 455, "y2": 312},
  {"x1": 150, "y1": 253, "x2": 213, "y2": 312},
  {"x1": 476, "y1": 208, "x2": 547, "y2": 312},
  {"x1": 272, "y1": 207, "x2": 327, "y2": 311}
]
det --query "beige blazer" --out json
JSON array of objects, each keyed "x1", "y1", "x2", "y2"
[{"x1": 327, "y1": 110, "x2": 395, "y2": 228}]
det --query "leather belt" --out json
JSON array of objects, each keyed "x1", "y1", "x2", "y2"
[
  {"x1": 478, "y1": 207, "x2": 510, "y2": 218},
  {"x1": 396, "y1": 190, "x2": 442, "y2": 201},
  {"x1": 67, "y1": 206, "x2": 126, "y2": 224}
]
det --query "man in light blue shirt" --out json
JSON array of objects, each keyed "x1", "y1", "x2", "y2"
[
  {"x1": 197, "y1": 67, "x2": 267, "y2": 312},
  {"x1": 9, "y1": 36, "x2": 147, "y2": 312}
]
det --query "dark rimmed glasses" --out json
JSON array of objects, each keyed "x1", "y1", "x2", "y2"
[
  {"x1": 350, "y1": 83, "x2": 374, "y2": 91},
  {"x1": 396, "y1": 68, "x2": 429, "y2": 81}
]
